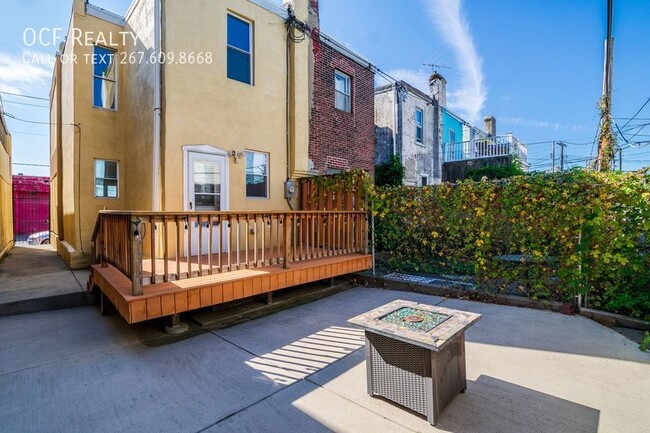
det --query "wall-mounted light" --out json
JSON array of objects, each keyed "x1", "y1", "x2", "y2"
[{"x1": 229, "y1": 150, "x2": 244, "y2": 163}]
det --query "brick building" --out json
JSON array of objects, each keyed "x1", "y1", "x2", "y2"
[{"x1": 308, "y1": 1, "x2": 375, "y2": 175}]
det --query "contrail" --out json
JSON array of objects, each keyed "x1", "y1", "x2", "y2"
[{"x1": 424, "y1": 0, "x2": 486, "y2": 123}]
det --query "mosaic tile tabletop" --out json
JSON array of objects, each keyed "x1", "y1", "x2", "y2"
[{"x1": 348, "y1": 300, "x2": 481, "y2": 351}]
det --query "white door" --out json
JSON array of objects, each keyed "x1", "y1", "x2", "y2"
[{"x1": 186, "y1": 152, "x2": 228, "y2": 256}]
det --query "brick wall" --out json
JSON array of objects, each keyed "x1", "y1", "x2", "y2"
[{"x1": 309, "y1": 39, "x2": 375, "y2": 175}]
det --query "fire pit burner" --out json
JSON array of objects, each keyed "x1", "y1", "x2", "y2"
[{"x1": 380, "y1": 307, "x2": 451, "y2": 332}]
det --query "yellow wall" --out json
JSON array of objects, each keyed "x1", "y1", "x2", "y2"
[
  {"x1": 0, "y1": 124, "x2": 12, "y2": 260},
  {"x1": 51, "y1": 0, "x2": 312, "y2": 268},
  {"x1": 122, "y1": 0, "x2": 154, "y2": 211},
  {"x1": 162, "y1": 0, "x2": 310, "y2": 212}
]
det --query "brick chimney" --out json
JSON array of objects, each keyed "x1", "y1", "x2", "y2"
[
  {"x1": 483, "y1": 115, "x2": 496, "y2": 136},
  {"x1": 308, "y1": 0, "x2": 320, "y2": 30}
]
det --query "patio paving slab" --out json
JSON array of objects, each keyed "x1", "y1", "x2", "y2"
[
  {"x1": 203, "y1": 379, "x2": 416, "y2": 433},
  {"x1": 0, "y1": 286, "x2": 648, "y2": 433},
  {"x1": 0, "y1": 327, "x2": 285, "y2": 433}
]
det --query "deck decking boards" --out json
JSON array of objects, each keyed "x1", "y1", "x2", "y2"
[{"x1": 91, "y1": 253, "x2": 372, "y2": 324}]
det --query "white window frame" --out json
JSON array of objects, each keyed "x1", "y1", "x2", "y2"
[
  {"x1": 415, "y1": 108, "x2": 424, "y2": 143},
  {"x1": 334, "y1": 70, "x2": 351, "y2": 112},
  {"x1": 94, "y1": 159, "x2": 119, "y2": 199},
  {"x1": 245, "y1": 150, "x2": 269, "y2": 199},
  {"x1": 92, "y1": 45, "x2": 118, "y2": 110},
  {"x1": 227, "y1": 13, "x2": 254, "y2": 85},
  {"x1": 421, "y1": 174, "x2": 429, "y2": 187},
  {"x1": 449, "y1": 129, "x2": 456, "y2": 144}
]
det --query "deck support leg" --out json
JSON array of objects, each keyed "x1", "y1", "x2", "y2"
[
  {"x1": 100, "y1": 292, "x2": 110, "y2": 315},
  {"x1": 165, "y1": 313, "x2": 189, "y2": 335},
  {"x1": 330, "y1": 277, "x2": 335, "y2": 288},
  {"x1": 266, "y1": 292, "x2": 273, "y2": 305}
]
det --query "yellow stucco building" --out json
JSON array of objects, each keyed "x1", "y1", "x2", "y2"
[
  {"x1": 0, "y1": 107, "x2": 13, "y2": 260},
  {"x1": 51, "y1": 0, "x2": 315, "y2": 268}
]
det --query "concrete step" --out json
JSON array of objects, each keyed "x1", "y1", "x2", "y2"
[
  {"x1": 0, "y1": 291, "x2": 97, "y2": 317},
  {"x1": 0, "y1": 245, "x2": 97, "y2": 317}
]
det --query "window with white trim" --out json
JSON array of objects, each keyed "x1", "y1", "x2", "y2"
[
  {"x1": 449, "y1": 129, "x2": 456, "y2": 144},
  {"x1": 227, "y1": 14, "x2": 253, "y2": 85},
  {"x1": 415, "y1": 108, "x2": 424, "y2": 143},
  {"x1": 95, "y1": 160, "x2": 119, "y2": 198},
  {"x1": 93, "y1": 45, "x2": 117, "y2": 109},
  {"x1": 334, "y1": 70, "x2": 351, "y2": 112},
  {"x1": 245, "y1": 151, "x2": 268, "y2": 198}
]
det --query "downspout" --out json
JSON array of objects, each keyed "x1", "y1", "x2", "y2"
[
  {"x1": 152, "y1": 0, "x2": 162, "y2": 211},
  {"x1": 392, "y1": 86, "x2": 398, "y2": 157},
  {"x1": 285, "y1": 8, "x2": 294, "y2": 210},
  {"x1": 432, "y1": 97, "x2": 440, "y2": 182},
  {"x1": 395, "y1": 86, "x2": 403, "y2": 164}
]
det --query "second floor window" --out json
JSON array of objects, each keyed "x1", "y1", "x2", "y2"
[
  {"x1": 227, "y1": 14, "x2": 253, "y2": 85},
  {"x1": 93, "y1": 45, "x2": 116, "y2": 109},
  {"x1": 335, "y1": 70, "x2": 351, "y2": 112},
  {"x1": 416, "y1": 108, "x2": 423, "y2": 143},
  {"x1": 449, "y1": 129, "x2": 456, "y2": 144},
  {"x1": 95, "y1": 160, "x2": 119, "y2": 198}
]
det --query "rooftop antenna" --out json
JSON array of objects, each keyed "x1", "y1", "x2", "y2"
[{"x1": 423, "y1": 63, "x2": 450, "y2": 74}]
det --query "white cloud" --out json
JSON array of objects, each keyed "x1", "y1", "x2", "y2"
[
  {"x1": 383, "y1": 68, "x2": 430, "y2": 93},
  {"x1": 501, "y1": 116, "x2": 589, "y2": 132},
  {"x1": 423, "y1": 0, "x2": 486, "y2": 123},
  {"x1": 0, "y1": 51, "x2": 52, "y2": 95}
]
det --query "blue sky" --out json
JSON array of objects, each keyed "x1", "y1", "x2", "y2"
[{"x1": 1, "y1": 0, "x2": 649, "y2": 176}]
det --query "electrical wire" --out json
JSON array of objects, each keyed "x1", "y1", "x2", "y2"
[
  {"x1": 2, "y1": 99, "x2": 49, "y2": 109},
  {"x1": 0, "y1": 91, "x2": 49, "y2": 101},
  {"x1": 620, "y1": 97, "x2": 650, "y2": 129},
  {"x1": 2, "y1": 112, "x2": 76, "y2": 127},
  {"x1": 13, "y1": 162, "x2": 49, "y2": 167}
]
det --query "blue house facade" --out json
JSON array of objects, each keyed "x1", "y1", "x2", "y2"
[{"x1": 441, "y1": 108, "x2": 465, "y2": 162}]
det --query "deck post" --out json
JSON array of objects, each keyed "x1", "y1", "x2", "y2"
[
  {"x1": 165, "y1": 313, "x2": 189, "y2": 335},
  {"x1": 101, "y1": 215, "x2": 108, "y2": 268},
  {"x1": 131, "y1": 218, "x2": 143, "y2": 296},
  {"x1": 283, "y1": 214, "x2": 292, "y2": 269}
]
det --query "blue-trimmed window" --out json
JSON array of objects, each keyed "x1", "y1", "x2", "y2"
[
  {"x1": 415, "y1": 108, "x2": 423, "y2": 143},
  {"x1": 227, "y1": 14, "x2": 252, "y2": 85},
  {"x1": 93, "y1": 45, "x2": 117, "y2": 109}
]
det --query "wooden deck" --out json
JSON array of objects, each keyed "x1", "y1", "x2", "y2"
[
  {"x1": 90, "y1": 209, "x2": 370, "y2": 324},
  {"x1": 91, "y1": 253, "x2": 372, "y2": 324}
]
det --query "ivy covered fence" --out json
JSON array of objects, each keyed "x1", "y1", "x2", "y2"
[{"x1": 371, "y1": 169, "x2": 650, "y2": 320}]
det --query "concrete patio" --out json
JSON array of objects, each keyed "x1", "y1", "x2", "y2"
[{"x1": 0, "y1": 286, "x2": 648, "y2": 433}]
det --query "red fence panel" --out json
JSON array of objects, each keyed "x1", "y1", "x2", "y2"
[{"x1": 12, "y1": 176, "x2": 50, "y2": 243}]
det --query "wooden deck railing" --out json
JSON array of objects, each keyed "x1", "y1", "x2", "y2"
[{"x1": 92, "y1": 210, "x2": 368, "y2": 295}]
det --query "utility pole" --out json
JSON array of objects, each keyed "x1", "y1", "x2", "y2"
[
  {"x1": 551, "y1": 141, "x2": 556, "y2": 173},
  {"x1": 597, "y1": 0, "x2": 615, "y2": 171},
  {"x1": 603, "y1": 0, "x2": 614, "y2": 105},
  {"x1": 558, "y1": 141, "x2": 566, "y2": 171},
  {"x1": 618, "y1": 147, "x2": 623, "y2": 171}
]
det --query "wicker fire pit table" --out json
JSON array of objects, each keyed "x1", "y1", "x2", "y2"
[{"x1": 348, "y1": 300, "x2": 481, "y2": 426}]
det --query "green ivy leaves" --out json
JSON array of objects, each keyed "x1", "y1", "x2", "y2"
[{"x1": 372, "y1": 168, "x2": 650, "y2": 320}]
